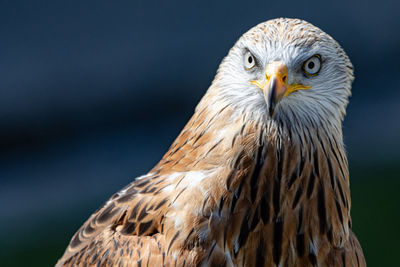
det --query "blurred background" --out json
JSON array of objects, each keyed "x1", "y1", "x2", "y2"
[{"x1": 0, "y1": 0, "x2": 399, "y2": 266}]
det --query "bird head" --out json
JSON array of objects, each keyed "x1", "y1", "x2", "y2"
[{"x1": 212, "y1": 18, "x2": 354, "y2": 126}]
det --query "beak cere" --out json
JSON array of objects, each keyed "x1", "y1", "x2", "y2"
[{"x1": 264, "y1": 61, "x2": 288, "y2": 116}]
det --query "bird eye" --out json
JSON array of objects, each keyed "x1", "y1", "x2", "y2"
[
  {"x1": 244, "y1": 51, "x2": 256, "y2": 70},
  {"x1": 303, "y1": 55, "x2": 321, "y2": 76}
]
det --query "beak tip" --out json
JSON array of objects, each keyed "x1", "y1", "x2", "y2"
[
  {"x1": 265, "y1": 77, "x2": 277, "y2": 118},
  {"x1": 268, "y1": 103, "x2": 275, "y2": 117}
]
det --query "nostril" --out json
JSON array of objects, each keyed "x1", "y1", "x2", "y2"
[{"x1": 282, "y1": 75, "x2": 287, "y2": 83}]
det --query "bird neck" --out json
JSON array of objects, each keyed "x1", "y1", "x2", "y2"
[
  {"x1": 156, "y1": 100, "x2": 351, "y2": 260},
  {"x1": 223, "y1": 115, "x2": 352, "y2": 263},
  {"x1": 261, "y1": 117, "x2": 351, "y2": 247}
]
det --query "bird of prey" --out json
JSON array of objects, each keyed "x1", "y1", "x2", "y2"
[{"x1": 56, "y1": 18, "x2": 366, "y2": 267}]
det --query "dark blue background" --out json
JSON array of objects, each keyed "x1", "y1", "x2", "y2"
[{"x1": 1, "y1": 0, "x2": 399, "y2": 265}]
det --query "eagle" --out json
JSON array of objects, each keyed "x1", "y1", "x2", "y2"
[{"x1": 56, "y1": 18, "x2": 366, "y2": 266}]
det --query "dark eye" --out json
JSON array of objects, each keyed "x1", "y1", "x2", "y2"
[
  {"x1": 244, "y1": 51, "x2": 256, "y2": 70},
  {"x1": 303, "y1": 55, "x2": 322, "y2": 76}
]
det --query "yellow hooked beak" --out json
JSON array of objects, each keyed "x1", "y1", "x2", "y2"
[{"x1": 250, "y1": 61, "x2": 311, "y2": 116}]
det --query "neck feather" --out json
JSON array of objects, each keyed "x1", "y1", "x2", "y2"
[{"x1": 157, "y1": 98, "x2": 351, "y2": 264}]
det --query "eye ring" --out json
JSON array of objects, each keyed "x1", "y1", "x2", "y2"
[
  {"x1": 244, "y1": 51, "x2": 256, "y2": 70},
  {"x1": 302, "y1": 54, "x2": 322, "y2": 76}
]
